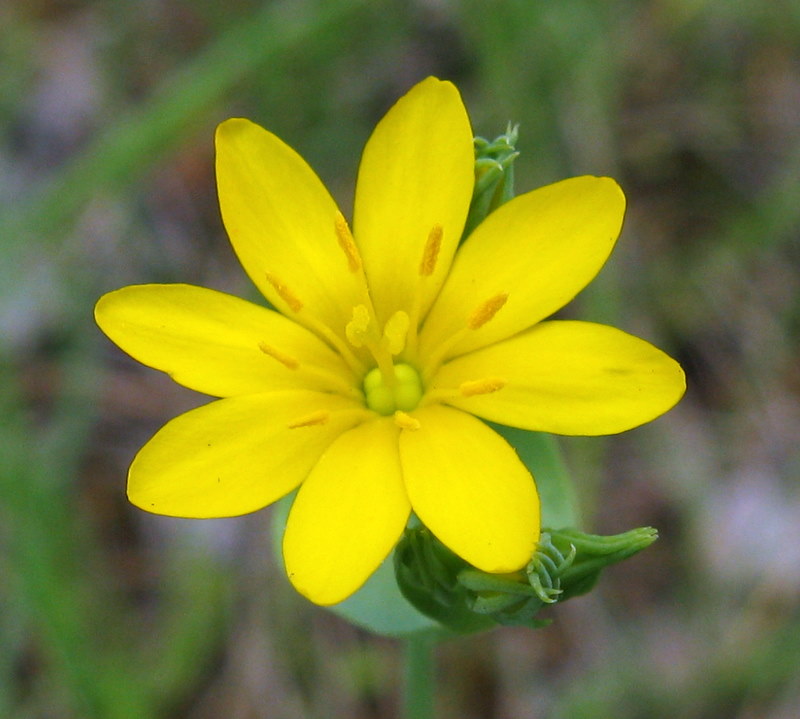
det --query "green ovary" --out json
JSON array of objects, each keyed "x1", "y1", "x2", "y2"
[{"x1": 363, "y1": 363, "x2": 423, "y2": 415}]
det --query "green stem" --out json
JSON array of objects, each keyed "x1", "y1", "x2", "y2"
[{"x1": 402, "y1": 633, "x2": 436, "y2": 719}]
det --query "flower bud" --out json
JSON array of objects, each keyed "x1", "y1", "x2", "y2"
[
  {"x1": 462, "y1": 125, "x2": 520, "y2": 240},
  {"x1": 394, "y1": 523, "x2": 658, "y2": 633}
]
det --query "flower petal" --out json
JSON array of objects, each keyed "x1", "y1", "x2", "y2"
[
  {"x1": 433, "y1": 320, "x2": 686, "y2": 435},
  {"x1": 419, "y1": 176, "x2": 626, "y2": 362},
  {"x1": 353, "y1": 77, "x2": 474, "y2": 324},
  {"x1": 283, "y1": 418, "x2": 410, "y2": 605},
  {"x1": 215, "y1": 118, "x2": 364, "y2": 345},
  {"x1": 95, "y1": 284, "x2": 357, "y2": 398},
  {"x1": 399, "y1": 406, "x2": 539, "y2": 573},
  {"x1": 128, "y1": 391, "x2": 368, "y2": 518}
]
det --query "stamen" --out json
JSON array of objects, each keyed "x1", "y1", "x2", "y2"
[
  {"x1": 345, "y1": 304, "x2": 372, "y2": 348},
  {"x1": 260, "y1": 274, "x2": 366, "y2": 378},
  {"x1": 288, "y1": 410, "x2": 330, "y2": 429},
  {"x1": 419, "y1": 225, "x2": 443, "y2": 276},
  {"x1": 334, "y1": 212, "x2": 362, "y2": 273},
  {"x1": 423, "y1": 295, "x2": 509, "y2": 380},
  {"x1": 381, "y1": 310, "x2": 410, "y2": 355},
  {"x1": 394, "y1": 411, "x2": 421, "y2": 431},
  {"x1": 265, "y1": 272, "x2": 303, "y2": 313},
  {"x1": 459, "y1": 378, "x2": 506, "y2": 397},
  {"x1": 258, "y1": 342, "x2": 299, "y2": 370},
  {"x1": 467, "y1": 293, "x2": 508, "y2": 330},
  {"x1": 406, "y1": 225, "x2": 444, "y2": 356}
]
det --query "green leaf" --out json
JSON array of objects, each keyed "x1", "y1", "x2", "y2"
[{"x1": 492, "y1": 425, "x2": 580, "y2": 529}]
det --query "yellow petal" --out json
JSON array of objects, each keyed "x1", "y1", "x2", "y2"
[
  {"x1": 128, "y1": 391, "x2": 367, "y2": 517},
  {"x1": 419, "y1": 176, "x2": 626, "y2": 362},
  {"x1": 215, "y1": 118, "x2": 364, "y2": 345},
  {"x1": 399, "y1": 406, "x2": 539, "y2": 573},
  {"x1": 353, "y1": 77, "x2": 474, "y2": 324},
  {"x1": 95, "y1": 284, "x2": 357, "y2": 398},
  {"x1": 283, "y1": 418, "x2": 410, "y2": 605},
  {"x1": 434, "y1": 321, "x2": 686, "y2": 435}
]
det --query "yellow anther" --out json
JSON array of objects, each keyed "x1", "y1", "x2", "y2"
[
  {"x1": 467, "y1": 293, "x2": 508, "y2": 330},
  {"x1": 459, "y1": 378, "x2": 506, "y2": 397},
  {"x1": 381, "y1": 310, "x2": 410, "y2": 355},
  {"x1": 394, "y1": 410, "x2": 421, "y2": 431},
  {"x1": 345, "y1": 304, "x2": 372, "y2": 348},
  {"x1": 258, "y1": 342, "x2": 299, "y2": 370},
  {"x1": 265, "y1": 272, "x2": 303, "y2": 313},
  {"x1": 288, "y1": 410, "x2": 330, "y2": 429},
  {"x1": 419, "y1": 225, "x2": 443, "y2": 276},
  {"x1": 334, "y1": 211, "x2": 362, "y2": 273}
]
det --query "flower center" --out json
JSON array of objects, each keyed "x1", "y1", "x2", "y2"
[{"x1": 363, "y1": 363, "x2": 423, "y2": 416}]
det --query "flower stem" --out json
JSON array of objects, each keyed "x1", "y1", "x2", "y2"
[{"x1": 402, "y1": 633, "x2": 436, "y2": 719}]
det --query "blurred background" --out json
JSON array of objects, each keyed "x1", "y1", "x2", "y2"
[{"x1": 2, "y1": 0, "x2": 799, "y2": 717}]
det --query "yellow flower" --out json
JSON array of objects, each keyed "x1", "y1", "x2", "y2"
[{"x1": 95, "y1": 77, "x2": 685, "y2": 606}]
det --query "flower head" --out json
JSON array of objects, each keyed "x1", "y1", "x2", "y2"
[{"x1": 95, "y1": 78, "x2": 685, "y2": 606}]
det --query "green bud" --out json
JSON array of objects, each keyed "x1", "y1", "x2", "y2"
[
  {"x1": 462, "y1": 125, "x2": 520, "y2": 241},
  {"x1": 394, "y1": 524, "x2": 658, "y2": 634}
]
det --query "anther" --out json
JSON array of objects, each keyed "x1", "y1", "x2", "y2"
[
  {"x1": 419, "y1": 225, "x2": 443, "y2": 277},
  {"x1": 459, "y1": 378, "x2": 506, "y2": 397},
  {"x1": 334, "y1": 212, "x2": 362, "y2": 273},
  {"x1": 258, "y1": 342, "x2": 299, "y2": 370},
  {"x1": 288, "y1": 410, "x2": 330, "y2": 429},
  {"x1": 394, "y1": 411, "x2": 421, "y2": 431},
  {"x1": 467, "y1": 293, "x2": 508, "y2": 330},
  {"x1": 265, "y1": 272, "x2": 303, "y2": 313}
]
